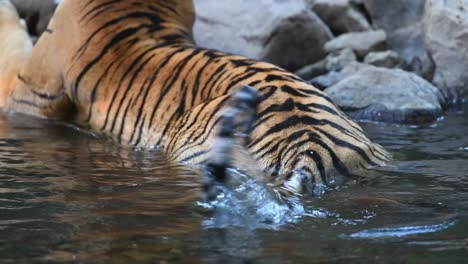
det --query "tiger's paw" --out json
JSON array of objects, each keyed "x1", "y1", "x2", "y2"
[{"x1": 202, "y1": 85, "x2": 260, "y2": 201}]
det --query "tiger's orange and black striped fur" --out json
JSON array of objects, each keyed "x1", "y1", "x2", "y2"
[{"x1": 0, "y1": 0, "x2": 390, "y2": 195}]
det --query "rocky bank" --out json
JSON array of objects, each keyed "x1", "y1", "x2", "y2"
[
  {"x1": 11, "y1": 0, "x2": 468, "y2": 124},
  {"x1": 194, "y1": 0, "x2": 468, "y2": 124}
]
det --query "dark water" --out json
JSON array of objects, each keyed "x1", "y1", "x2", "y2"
[{"x1": 0, "y1": 105, "x2": 467, "y2": 264}]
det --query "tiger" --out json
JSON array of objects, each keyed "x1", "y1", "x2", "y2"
[{"x1": 0, "y1": 0, "x2": 390, "y2": 197}]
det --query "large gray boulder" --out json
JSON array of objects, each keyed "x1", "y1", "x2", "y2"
[
  {"x1": 361, "y1": 0, "x2": 426, "y2": 33},
  {"x1": 194, "y1": 0, "x2": 333, "y2": 71},
  {"x1": 422, "y1": 0, "x2": 468, "y2": 100},
  {"x1": 389, "y1": 23, "x2": 435, "y2": 81},
  {"x1": 360, "y1": 0, "x2": 435, "y2": 80},
  {"x1": 308, "y1": 0, "x2": 372, "y2": 35},
  {"x1": 325, "y1": 64, "x2": 444, "y2": 124},
  {"x1": 324, "y1": 30, "x2": 387, "y2": 58},
  {"x1": 10, "y1": 0, "x2": 58, "y2": 36}
]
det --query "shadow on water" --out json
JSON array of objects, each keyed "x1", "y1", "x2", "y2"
[{"x1": 0, "y1": 104, "x2": 468, "y2": 263}]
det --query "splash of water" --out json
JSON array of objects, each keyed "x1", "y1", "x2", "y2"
[
  {"x1": 198, "y1": 169, "x2": 307, "y2": 229},
  {"x1": 197, "y1": 169, "x2": 379, "y2": 230}
]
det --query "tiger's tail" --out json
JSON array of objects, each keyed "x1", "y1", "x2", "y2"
[{"x1": 202, "y1": 85, "x2": 260, "y2": 201}]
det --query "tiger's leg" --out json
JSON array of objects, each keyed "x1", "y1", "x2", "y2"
[{"x1": 0, "y1": 0, "x2": 70, "y2": 119}]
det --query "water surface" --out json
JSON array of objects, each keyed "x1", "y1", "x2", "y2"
[{"x1": 0, "y1": 105, "x2": 467, "y2": 263}]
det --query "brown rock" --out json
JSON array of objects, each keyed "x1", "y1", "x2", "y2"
[
  {"x1": 261, "y1": 11, "x2": 333, "y2": 71},
  {"x1": 194, "y1": 0, "x2": 333, "y2": 71}
]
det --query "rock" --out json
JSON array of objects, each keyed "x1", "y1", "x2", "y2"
[
  {"x1": 389, "y1": 23, "x2": 435, "y2": 80},
  {"x1": 309, "y1": 71, "x2": 342, "y2": 90},
  {"x1": 358, "y1": 1, "x2": 435, "y2": 80},
  {"x1": 10, "y1": 0, "x2": 58, "y2": 36},
  {"x1": 261, "y1": 11, "x2": 334, "y2": 71},
  {"x1": 294, "y1": 61, "x2": 327, "y2": 81},
  {"x1": 364, "y1": 50, "x2": 401, "y2": 68},
  {"x1": 422, "y1": 0, "x2": 468, "y2": 100},
  {"x1": 308, "y1": 0, "x2": 372, "y2": 35},
  {"x1": 325, "y1": 48, "x2": 357, "y2": 71},
  {"x1": 361, "y1": 0, "x2": 426, "y2": 33},
  {"x1": 324, "y1": 30, "x2": 387, "y2": 58},
  {"x1": 296, "y1": 48, "x2": 356, "y2": 80},
  {"x1": 325, "y1": 65, "x2": 444, "y2": 124},
  {"x1": 194, "y1": 0, "x2": 333, "y2": 71},
  {"x1": 308, "y1": 61, "x2": 368, "y2": 89}
]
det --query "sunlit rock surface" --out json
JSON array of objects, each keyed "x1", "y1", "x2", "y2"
[
  {"x1": 325, "y1": 64, "x2": 444, "y2": 124},
  {"x1": 422, "y1": 0, "x2": 468, "y2": 100},
  {"x1": 324, "y1": 30, "x2": 387, "y2": 58},
  {"x1": 364, "y1": 50, "x2": 401, "y2": 68}
]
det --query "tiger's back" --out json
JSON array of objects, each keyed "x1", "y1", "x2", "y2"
[{"x1": 0, "y1": 0, "x2": 390, "y2": 194}]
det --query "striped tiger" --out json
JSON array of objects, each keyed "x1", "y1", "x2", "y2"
[{"x1": 0, "y1": 0, "x2": 390, "y2": 195}]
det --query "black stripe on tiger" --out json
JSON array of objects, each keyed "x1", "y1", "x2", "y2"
[{"x1": 0, "y1": 0, "x2": 390, "y2": 199}]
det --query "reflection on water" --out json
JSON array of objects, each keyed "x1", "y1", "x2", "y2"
[
  {"x1": 349, "y1": 220, "x2": 457, "y2": 238},
  {"x1": 1, "y1": 105, "x2": 468, "y2": 263}
]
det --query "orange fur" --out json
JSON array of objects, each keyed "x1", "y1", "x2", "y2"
[{"x1": 0, "y1": 0, "x2": 389, "y2": 194}]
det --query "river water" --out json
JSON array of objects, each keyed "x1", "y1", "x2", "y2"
[{"x1": 0, "y1": 104, "x2": 467, "y2": 263}]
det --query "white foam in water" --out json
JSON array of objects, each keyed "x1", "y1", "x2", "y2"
[
  {"x1": 197, "y1": 169, "x2": 366, "y2": 229},
  {"x1": 349, "y1": 220, "x2": 457, "y2": 239},
  {"x1": 198, "y1": 169, "x2": 307, "y2": 229}
]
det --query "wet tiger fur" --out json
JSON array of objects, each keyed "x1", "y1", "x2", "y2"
[{"x1": 0, "y1": 0, "x2": 390, "y2": 195}]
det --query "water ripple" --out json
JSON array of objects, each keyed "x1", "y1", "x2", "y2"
[{"x1": 349, "y1": 220, "x2": 457, "y2": 239}]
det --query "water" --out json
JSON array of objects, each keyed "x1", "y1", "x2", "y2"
[{"x1": 0, "y1": 105, "x2": 467, "y2": 263}]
